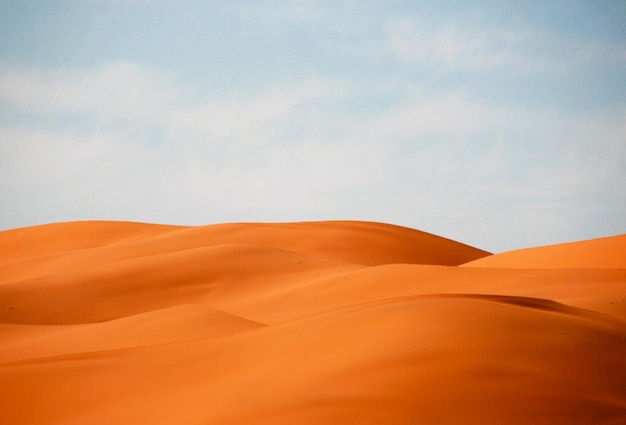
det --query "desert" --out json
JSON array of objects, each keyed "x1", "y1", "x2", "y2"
[{"x1": 0, "y1": 220, "x2": 625, "y2": 424}]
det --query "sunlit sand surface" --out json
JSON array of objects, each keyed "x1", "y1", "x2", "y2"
[{"x1": 1, "y1": 221, "x2": 624, "y2": 424}]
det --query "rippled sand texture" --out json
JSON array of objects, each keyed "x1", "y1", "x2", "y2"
[{"x1": 1, "y1": 221, "x2": 625, "y2": 424}]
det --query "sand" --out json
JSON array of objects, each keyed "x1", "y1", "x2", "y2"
[{"x1": 0, "y1": 220, "x2": 624, "y2": 424}]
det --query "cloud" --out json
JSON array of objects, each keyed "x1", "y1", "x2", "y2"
[
  {"x1": 0, "y1": 62, "x2": 177, "y2": 122},
  {"x1": 386, "y1": 19, "x2": 520, "y2": 71},
  {"x1": 0, "y1": 62, "x2": 368, "y2": 225},
  {"x1": 384, "y1": 17, "x2": 625, "y2": 74},
  {"x1": 1, "y1": 61, "x2": 624, "y2": 252},
  {"x1": 362, "y1": 91, "x2": 516, "y2": 141}
]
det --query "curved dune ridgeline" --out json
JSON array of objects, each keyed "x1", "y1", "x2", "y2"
[
  {"x1": 462, "y1": 234, "x2": 626, "y2": 269},
  {"x1": 0, "y1": 221, "x2": 625, "y2": 424}
]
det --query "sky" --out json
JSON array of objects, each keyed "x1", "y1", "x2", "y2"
[{"x1": 1, "y1": 0, "x2": 625, "y2": 252}]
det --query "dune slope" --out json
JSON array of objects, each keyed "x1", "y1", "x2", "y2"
[
  {"x1": 463, "y1": 233, "x2": 626, "y2": 269},
  {"x1": 0, "y1": 221, "x2": 625, "y2": 425}
]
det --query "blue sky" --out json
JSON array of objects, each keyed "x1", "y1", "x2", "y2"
[{"x1": 1, "y1": 0, "x2": 625, "y2": 252}]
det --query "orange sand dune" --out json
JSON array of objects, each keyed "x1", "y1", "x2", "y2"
[
  {"x1": 463, "y1": 233, "x2": 626, "y2": 269},
  {"x1": 0, "y1": 221, "x2": 625, "y2": 425},
  {"x1": 0, "y1": 220, "x2": 488, "y2": 284}
]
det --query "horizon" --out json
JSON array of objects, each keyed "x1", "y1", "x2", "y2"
[{"x1": 1, "y1": 0, "x2": 625, "y2": 252}]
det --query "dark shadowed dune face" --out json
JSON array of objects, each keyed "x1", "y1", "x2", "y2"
[{"x1": 0, "y1": 221, "x2": 625, "y2": 425}]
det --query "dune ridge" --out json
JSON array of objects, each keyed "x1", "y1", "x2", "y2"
[
  {"x1": 463, "y1": 233, "x2": 626, "y2": 269},
  {"x1": 1, "y1": 220, "x2": 625, "y2": 424}
]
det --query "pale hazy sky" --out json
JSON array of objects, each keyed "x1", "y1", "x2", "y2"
[{"x1": 1, "y1": 0, "x2": 625, "y2": 252}]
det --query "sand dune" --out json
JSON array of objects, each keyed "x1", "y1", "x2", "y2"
[
  {"x1": 1, "y1": 221, "x2": 625, "y2": 424},
  {"x1": 463, "y1": 233, "x2": 626, "y2": 269}
]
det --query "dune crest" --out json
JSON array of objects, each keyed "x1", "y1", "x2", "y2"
[
  {"x1": 1, "y1": 220, "x2": 624, "y2": 424},
  {"x1": 463, "y1": 234, "x2": 626, "y2": 269}
]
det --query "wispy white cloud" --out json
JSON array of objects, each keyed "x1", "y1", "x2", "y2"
[
  {"x1": 386, "y1": 19, "x2": 523, "y2": 71},
  {"x1": 0, "y1": 62, "x2": 177, "y2": 122},
  {"x1": 1, "y1": 61, "x2": 624, "y2": 251},
  {"x1": 224, "y1": 1, "x2": 626, "y2": 81},
  {"x1": 0, "y1": 62, "x2": 368, "y2": 225},
  {"x1": 384, "y1": 17, "x2": 625, "y2": 74},
  {"x1": 361, "y1": 90, "x2": 519, "y2": 141},
  {"x1": 1, "y1": 0, "x2": 623, "y2": 253}
]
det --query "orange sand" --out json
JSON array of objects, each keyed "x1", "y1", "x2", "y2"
[{"x1": 0, "y1": 220, "x2": 624, "y2": 424}]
